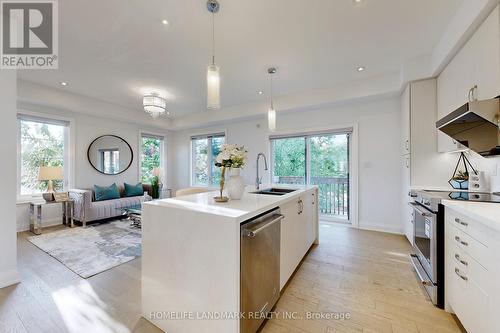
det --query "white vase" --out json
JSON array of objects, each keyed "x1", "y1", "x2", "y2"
[{"x1": 227, "y1": 168, "x2": 245, "y2": 200}]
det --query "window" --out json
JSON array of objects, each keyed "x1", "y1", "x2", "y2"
[
  {"x1": 270, "y1": 129, "x2": 351, "y2": 221},
  {"x1": 140, "y1": 133, "x2": 164, "y2": 183},
  {"x1": 100, "y1": 149, "x2": 120, "y2": 174},
  {"x1": 191, "y1": 133, "x2": 225, "y2": 186},
  {"x1": 17, "y1": 114, "x2": 70, "y2": 197}
]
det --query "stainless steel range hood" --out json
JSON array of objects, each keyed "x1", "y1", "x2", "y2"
[{"x1": 436, "y1": 97, "x2": 500, "y2": 157}]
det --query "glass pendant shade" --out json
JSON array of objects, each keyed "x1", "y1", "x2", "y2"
[
  {"x1": 143, "y1": 94, "x2": 167, "y2": 118},
  {"x1": 207, "y1": 64, "x2": 220, "y2": 110},
  {"x1": 268, "y1": 107, "x2": 276, "y2": 132}
]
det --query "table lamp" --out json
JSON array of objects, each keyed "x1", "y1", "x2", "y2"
[{"x1": 38, "y1": 166, "x2": 63, "y2": 202}]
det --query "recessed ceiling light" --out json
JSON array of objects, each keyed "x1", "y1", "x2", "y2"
[
  {"x1": 258, "y1": 91, "x2": 263, "y2": 95},
  {"x1": 353, "y1": 0, "x2": 363, "y2": 4},
  {"x1": 167, "y1": 111, "x2": 171, "y2": 115},
  {"x1": 357, "y1": 66, "x2": 365, "y2": 72},
  {"x1": 161, "y1": 19, "x2": 169, "y2": 25},
  {"x1": 60, "y1": 81, "x2": 68, "y2": 86}
]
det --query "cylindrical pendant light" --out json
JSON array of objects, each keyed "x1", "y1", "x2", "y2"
[
  {"x1": 268, "y1": 67, "x2": 277, "y2": 132},
  {"x1": 207, "y1": 0, "x2": 220, "y2": 110},
  {"x1": 207, "y1": 63, "x2": 220, "y2": 109}
]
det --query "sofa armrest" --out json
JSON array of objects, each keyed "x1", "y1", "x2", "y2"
[{"x1": 69, "y1": 189, "x2": 92, "y2": 223}]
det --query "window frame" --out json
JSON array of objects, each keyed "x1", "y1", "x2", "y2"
[
  {"x1": 139, "y1": 132, "x2": 165, "y2": 184},
  {"x1": 16, "y1": 111, "x2": 75, "y2": 201},
  {"x1": 190, "y1": 132, "x2": 226, "y2": 187}
]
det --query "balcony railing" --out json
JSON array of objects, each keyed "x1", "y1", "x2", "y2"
[{"x1": 277, "y1": 176, "x2": 349, "y2": 218}]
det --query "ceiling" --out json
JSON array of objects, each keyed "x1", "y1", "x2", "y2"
[{"x1": 19, "y1": 0, "x2": 463, "y2": 118}]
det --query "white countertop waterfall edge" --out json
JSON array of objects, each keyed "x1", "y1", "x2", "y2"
[{"x1": 443, "y1": 200, "x2": 500, "y2": 231}]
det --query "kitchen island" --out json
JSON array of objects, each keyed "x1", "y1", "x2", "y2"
[{"x1": 141, "y1": 185, "x2": 319, "y2": 333}]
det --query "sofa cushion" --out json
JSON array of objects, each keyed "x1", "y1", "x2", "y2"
[
  {"x1": 94, "y1": 183, "x2": 120, "y2": 201},
  {"x1": 124, "y1": 182, "x2": 143, "y2": 197}
]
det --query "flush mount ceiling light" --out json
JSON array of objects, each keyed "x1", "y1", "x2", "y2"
[
  {"x1": 161, "y1": 19, "x2": 169, "y2": 25},
  {"x1": 143, "y1": 93, "x2": 167, "y2": 118},
  {"x1": 60, "y1": 81, "x2": 68, "y2": 86},
  {"x1": 267, "y1": 67, "x2": 277, "y2": 132},
  {"x1": 258, "y1": 91, "x2": 263, "y2": 95},
  {"x1": 206, "y1": 0, "x2": 221, "y2": 110},
  {"x1": 357, "y1": 66, "x2": 365, "y2": 72}
]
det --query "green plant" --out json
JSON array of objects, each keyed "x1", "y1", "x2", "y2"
[{"x1": 453, "y1": 170, "x2": 469, "y2": 181}]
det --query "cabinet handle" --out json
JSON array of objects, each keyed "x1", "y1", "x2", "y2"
[
  {"x1": 311, "y1": 193, "x2": 315, "y2": 205},
  {"x1": 455, "y1": 236, "x2": 468, "y2": 247},
  {"x1": 454, "y1": 254, "x2": 468, "y2": 266},
  {"x1": 298, "y1": 199, "x2": 303, "y2": 215},
  {"x1": 455, "y1": 268, "x2": 468, "y2": 281},
  {"x1": 454, "y1": 218, "x2": 468, "y2": 227},
  {"x1": 468, "y1": 85, "x2": 478, "y2": 102},
  {"x1": 405, "y1": 140, "x2": 409, "y2": 151}
]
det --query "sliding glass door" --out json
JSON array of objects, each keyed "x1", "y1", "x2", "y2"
[{"x1": 271, "y1": 130, "x2": 351, "y2": 222}]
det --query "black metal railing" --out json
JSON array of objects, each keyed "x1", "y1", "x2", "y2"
[{"x1": 277, "y1": 176, "x2": 349, "y2": 217}]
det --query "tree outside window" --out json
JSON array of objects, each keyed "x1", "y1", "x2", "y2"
[
  {"x1": 191, "y1": 134, "x2": 225, "y2": 186},
  {"x1": 141, "y1": 136, "x2": 163, "y2": 183},
  {"x1": 19, "y1": 119, "x2": 66, "y2": 195}
]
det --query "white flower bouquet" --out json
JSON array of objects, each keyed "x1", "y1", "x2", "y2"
[{"x1": 215, "y1": 144, "x2": 248, "y2": 169}]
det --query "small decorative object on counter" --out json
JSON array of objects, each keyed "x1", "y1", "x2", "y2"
[
  {"x1": 214, "y1": 166, "x2": 229, "y2": 202},
  {"x1": 151, "y1": 167, "x2": 163, "y2": 199},
  {"x1": 449, "y1": 152, "x2": 477, "y2": 190},
  {"x1": 215, "y1": 144, "x2": 248, "y2": 200}
]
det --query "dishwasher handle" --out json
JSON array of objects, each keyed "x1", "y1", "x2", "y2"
[{"x1": 243, "y1": 214, "x2": 284, "y2": 238}]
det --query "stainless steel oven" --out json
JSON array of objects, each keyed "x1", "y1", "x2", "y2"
[
  {"x1": 409, "y1": 191, "x2": 445, "y2": 308},
  {"x1": 409, "y1": 202, "x2": 438, "y2": 304}
]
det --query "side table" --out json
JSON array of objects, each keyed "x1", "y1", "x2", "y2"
[{"x1": 29, "y1": 200, "x2": 74, "y2": 235}]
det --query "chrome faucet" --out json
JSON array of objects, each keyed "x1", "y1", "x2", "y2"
[{"x1": 255, "y1": 153, "x2": 268, "y2": 190}]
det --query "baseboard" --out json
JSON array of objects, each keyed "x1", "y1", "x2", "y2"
[
  {"x1": 358, "y1": 221, "x2": 404, "y2": 235},
  {"x1": 0, "y1": 268, "x2": 20, "y2": 289},
  {"x1": 17, "y1": 217, "x2": 64, "y2": 233}
]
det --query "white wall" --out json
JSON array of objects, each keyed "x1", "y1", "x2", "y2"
[
  {"x1": 16, "y1": 103, "x2": 171, "y2": 231},
  {"x1": 0, "y1": 70, "x2": 20, "y2": 288},
  {"x1": 172, "y1": 96, "x2": 403, "y2": 234}
]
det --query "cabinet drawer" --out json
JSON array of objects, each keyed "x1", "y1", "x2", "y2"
[
  {"x1": 448, "y1": 253, "x2": 489, "y2": 333},
  {"x1": 450, "y1": 243, "x2": 489, "y2": 292},
  {"x1": 447, "y1": 208, "x2": 490, "y2": 247},
  {"x1": 448, "y1": 225, "x2": 490, "y2": 270}
]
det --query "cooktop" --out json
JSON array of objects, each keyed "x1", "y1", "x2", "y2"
[{"x1": 423, "y1": 190, "x2": 500, "y2": 204}]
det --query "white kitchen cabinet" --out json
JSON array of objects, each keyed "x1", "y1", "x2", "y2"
[
  {"x1": 437, "y1": 5, "x2": 500, "y2": 152},
  {"x1": 401, "y1": 155, "x2": 413, "y2": 245},
  {"x1": 302, "y1": 190, "x2": 316, "y2": 249},
  {"x1": 279, "y1": 189, "x2": 317, "y2": 290},
  {"x1": 401, "y1": 84, "x2": 411, "y2": 156},
  {"x1": 400, "y1": 79, "x2": 438, "y2": 245},
  {"x1": 445, "y1": 205, "x2": 500, "y2": 333}
]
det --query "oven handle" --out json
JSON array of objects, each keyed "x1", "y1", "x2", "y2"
[
  {"x1": 408, "y1": 202, "x2": 434, "y2": 218},
  {"x1": 410, "y1": 254, "x2": 435, "y2": 287}
]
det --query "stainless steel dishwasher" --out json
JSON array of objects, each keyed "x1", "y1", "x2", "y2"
[{"x1": 240, "y1": 208, "x2": 283, "y2": 333}]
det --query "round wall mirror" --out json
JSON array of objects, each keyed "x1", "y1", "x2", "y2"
[{"x1": 87, "y1": 135, "x2": 133, "y2": 175}]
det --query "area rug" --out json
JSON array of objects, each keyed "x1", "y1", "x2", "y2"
[{"x1": 27, "y1": 220, "x2": 141, "y2": 278}]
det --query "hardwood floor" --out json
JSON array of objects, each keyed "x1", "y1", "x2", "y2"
[{"x1": 0, "y1": 223, "x2": 462, "y2": 333}]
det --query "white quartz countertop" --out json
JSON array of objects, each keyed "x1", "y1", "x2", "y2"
[
  {"x1": 443, "y1": 200, "x2": 500, "y2": 231},
  {"x1": 144, "y1": 184, "x2": 317, "y2": 222}
]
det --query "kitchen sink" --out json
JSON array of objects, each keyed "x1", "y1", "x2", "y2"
[{"x1": 251, "y1": 188, "x2": 297, "y2": 196}]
